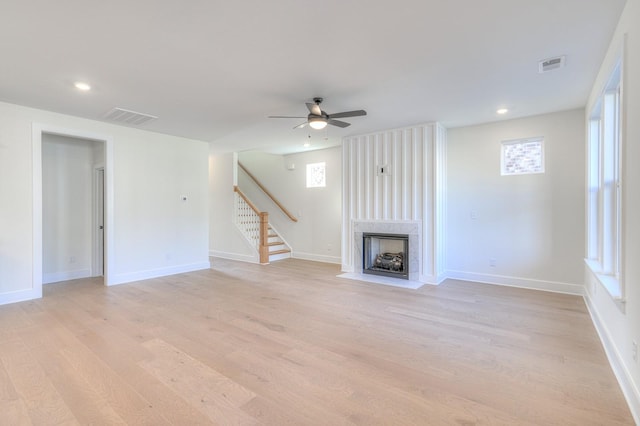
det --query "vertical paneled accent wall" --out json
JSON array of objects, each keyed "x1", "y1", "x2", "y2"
[{"x1": 342, "y1": 123, "x2": 447, "y2": 283}]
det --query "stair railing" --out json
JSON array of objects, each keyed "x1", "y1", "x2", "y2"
[
  {"x1": 233, "y1": 186, "x2": 269, "y2": 264},
  {"x1": 237, "y1": 162, "x2": 298, "y2": 222}
]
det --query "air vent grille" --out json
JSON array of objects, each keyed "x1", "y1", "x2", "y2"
[
  {"x1": 538, "y1": 55, "x2": 566, "y2": 73},
  {"x1": 103, "y1": 107, "x2": 158, "y2": 126}
]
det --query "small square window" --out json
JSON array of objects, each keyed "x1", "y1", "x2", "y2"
[
  {"x1": 501, "y1": 137, "x2": 544, "y2": 175},
  {"x1": 306, "y1": 162, "x2": 326, "y2": 188}
]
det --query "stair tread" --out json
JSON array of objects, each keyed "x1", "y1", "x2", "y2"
[
  {"x1": 269, "y1": 249, "x2": 291, "y2": 255},
  {"x1": 267, "y1": 241, "x2": 285, "y2": 246}
]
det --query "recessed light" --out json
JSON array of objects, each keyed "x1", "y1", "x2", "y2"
[
  {"x1": 303, "y1": 142, "x2": 311, "y2": 148},
  {"x1": 497, "y1": 108, "x2": 509, "y2": 115},
  {"x1": 74, "y1": 82, "x2": 91, "y2": 91}
]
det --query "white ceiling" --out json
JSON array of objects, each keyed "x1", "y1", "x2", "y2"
[{"x1": 0, "y1": 0, "x2": 626, "y2": 154}]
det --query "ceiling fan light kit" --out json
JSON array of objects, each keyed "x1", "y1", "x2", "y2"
[
  {"x1": 269, "y1": 97, "x2": 366, "y2": 130},
  {"x1": 308, "y1": 116, "x2": 328, "y2": 130}
]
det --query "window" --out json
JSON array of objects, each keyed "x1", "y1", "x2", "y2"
[
  {"x1": 306, "y1": 162, "x2": 326, "y2": 188},
  {"x1": 586, "y1": 59, "x2": 622, "y2": 299},
  {"x1": 501, "y1": 137, "x2": 544, "y2": 175}
]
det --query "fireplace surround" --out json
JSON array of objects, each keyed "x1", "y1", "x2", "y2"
[{"x1": 352, "y1": 221, "x2": 421, "y2": 282}]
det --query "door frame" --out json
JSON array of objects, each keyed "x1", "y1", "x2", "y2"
[{"x1": 32, "y1": 123, "x2": 114, "y2": 293}]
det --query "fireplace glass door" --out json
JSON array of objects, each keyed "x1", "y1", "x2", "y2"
[{"x1": 363, "y1": 233, "x2": 409, "y2": 279}]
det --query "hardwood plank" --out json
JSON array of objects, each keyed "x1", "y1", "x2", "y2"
[
  {"x1": 0, "y1": 258, "x2": 633, "y2": 425},
  {"x1": 0, "y1": 399, "x2": 33, "y2": 426},
  {"x1": 0, "y1": 339, "x2": 78, "y2": 425},
  {"x1": 140, "y1": 338, "x2": 258, "y2": 425}
]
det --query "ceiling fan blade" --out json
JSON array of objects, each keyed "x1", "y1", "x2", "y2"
[
  {"x1": 306, "y1": 102, "x2": 322, "y2": 116},
  {"x1": 328, "y1": 119, "x2": 350, "y2": 128},
  {"x1": 268, "y1": 115, "x2": 306, "y2": 119},
  {"x1": 329, "y1": 110, "x2": 367, "y2": 119},
  {"x1": 293, "y1": 122, "x2": 308, "y2": 129}
]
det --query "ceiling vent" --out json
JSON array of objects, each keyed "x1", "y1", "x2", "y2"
[
  {"x1": 103, "y1": 107, "x2": 158, "y2": 126},
  {"x1": 538, "y1": 55, "x2": 566, "y2": 73}
]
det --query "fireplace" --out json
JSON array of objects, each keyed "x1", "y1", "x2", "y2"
[{"x1": 363, "y1": 233, "x2": 409, "y2": 280}]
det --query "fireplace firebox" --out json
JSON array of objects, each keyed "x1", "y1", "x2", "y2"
[{"x1": 363, "y1": 233, "x2": 409, "y2": 279}]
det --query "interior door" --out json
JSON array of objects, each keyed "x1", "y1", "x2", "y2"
[{"x1": 95, "y1": 167, "x2": 105, "y2": 276}]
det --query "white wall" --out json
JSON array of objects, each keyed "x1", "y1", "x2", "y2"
[
  {"x1": 0, "y1": 101, "x2": 210, "y2": 305},
  {"x1": 113, "y1": 131, "x2": 209, "y2": 282},
  {"x1": 209, "y1": 150, "x2": 258, "y2": 263},
  {"x1": 584, "y1": 0, "x2": 640, "y2": 421},
  {"x1": 446, "y1": 109, "x2": 585, "y2": 294},
  {"x1": 237, "y1": 147, "x2": 342, "y2": 264},
  {"x1": 42, "y1": 134, "x2": 100, "y2": 283}
]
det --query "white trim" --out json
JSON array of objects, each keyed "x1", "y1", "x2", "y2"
[
  {"x1": 584, "y1": 292, "x2": 640, "y2": 424},
  {"x1": 419, "y1": 273, "x2": 447, "y2": 285},
  {"x1": 209, "y1": 251, "x2": 259, "y2": 264},
  {"x1": 584, "y1": 258, "x2": 623, "y2": 300},
  {"x1": 292, "y1": 252, "x2": 341, "y2": 264},
  {"x1": 109, "y1": 261, "x2": 211, "y2": 286},
  {"x1": 0, "y1": 288, "x2": 42, "y2": 306},
  {"x1": 32, "y1": 125, "x2": 43, "y2": 300},
  {"x1": 43, "y1": 269, "x2": 92, "y2": 284},
  {"x1": 33, "y1": 123, "x2": 115, "y2": 295},
  {"x1": 446, "y1": 270, "x2": 584, "y2": 295}
]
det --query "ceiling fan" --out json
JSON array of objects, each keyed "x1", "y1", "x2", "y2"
[{"x1": 268, "y1": 97, "x2": 367, "y2": 130}]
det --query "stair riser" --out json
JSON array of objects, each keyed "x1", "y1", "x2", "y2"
[{"x1": 269, "y1": 252, "x2": 291, "y2": 262}]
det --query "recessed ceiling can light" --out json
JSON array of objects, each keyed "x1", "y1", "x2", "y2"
[
  {"x1": 74, "y1": 82, "x2": 91, "y2": 91},
  {"x1": 497, "y1": 108, "x2": 509, "y2": 115}
]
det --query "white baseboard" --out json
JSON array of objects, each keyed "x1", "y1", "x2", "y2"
[
  {"x1": 341, "y1": 264, "x2": 355, "y2": 273},
  {"x1": 43, "y1": 268, "x2": 91, "y2": 284},
  {"x1": 0, "y1": 287, "x2": 42, "y2": 306},
  {"x1": 584, "y1": 292, "x2": 640, "y2": 424},
  {"x1": 108, "y1": 261, "x2": 211, "y2": 286},
  {"x1": 419, "y1": 273, "x2": 446, "y2": 285},
  {"x1": 446, "y1": 270, "x2": 584, "y2": 295},
  {"x1": 292, "y1": 252, "x2": 341, "y2": 264},
  {"x1": 209, "y1": 250, "x2": 258, "y2": 264}
]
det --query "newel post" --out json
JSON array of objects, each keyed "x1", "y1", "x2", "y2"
[{"x1": 259, "y1": 212, "x2": 269, "y2": 264}]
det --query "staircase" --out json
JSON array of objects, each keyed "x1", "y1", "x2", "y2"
[{"x1": 233, "y1": 186, "x2": 291, "y2": 264}]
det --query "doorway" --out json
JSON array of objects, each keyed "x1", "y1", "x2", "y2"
[
  {"x1": 32, "y1": 123, "x2": 114, "y2": 296},
  {"x1": 42, "y1": 134, "x2": 105, "y2": 284}
]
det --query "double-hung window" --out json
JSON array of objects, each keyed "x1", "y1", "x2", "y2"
[{"x1": 586, "y1": 59, "x2": 623, "y2": 300}]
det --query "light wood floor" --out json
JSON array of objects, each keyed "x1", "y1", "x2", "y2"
[{"x1": 0, "y1": 258, "x2": 634, "y2": 425}]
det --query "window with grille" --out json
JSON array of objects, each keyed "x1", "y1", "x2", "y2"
[{"x1": 586, "y1": 58, "x2": 623, "y2": 300}]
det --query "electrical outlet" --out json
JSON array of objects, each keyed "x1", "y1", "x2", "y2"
[
  {"x1": 69, "y1": 256, "x2": 76, "y2": 264},
  {"x1": 633, "y1": 341, "x2": 638, "y2": 362},
  {"x1": 489, "y1": 258, "x2": 497, "y2": 267},
  {"x1": 470, "y1": 210, "x2": 478, "y2": 220}
]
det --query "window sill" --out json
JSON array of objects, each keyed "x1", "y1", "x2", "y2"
[{"x1": 584, "y1": 258, "x2": 623, "y2": 301}]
